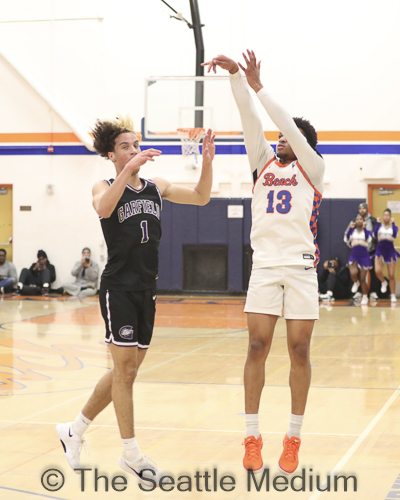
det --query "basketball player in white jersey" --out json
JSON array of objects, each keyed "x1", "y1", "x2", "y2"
[{"x1": 203, "y1": 51, "x2": 325, "y2": 474}]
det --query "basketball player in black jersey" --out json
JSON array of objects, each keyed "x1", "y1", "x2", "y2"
[{"x1": 56, "y1": 117, "x2": 215, "y2": 486}]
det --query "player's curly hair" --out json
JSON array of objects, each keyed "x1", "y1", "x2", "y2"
[
  {"x1": 293, "y1": 117, "x2": 319, "y2": 151},
  {"x1": 92, "y1": 116, "x2": 137, "y2": 158}
]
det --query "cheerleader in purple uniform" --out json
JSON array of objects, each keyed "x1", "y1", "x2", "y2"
[
  {"x1": 344, "y1": 214, "x2": 373, "y2": 305},
  {"x1": 374, "y1": 208, "x2": 399, "y2": 302}
]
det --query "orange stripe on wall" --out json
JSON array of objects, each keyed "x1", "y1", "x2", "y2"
[
  {"x1": 137, "y1": 131, "x2": 400, "y2": 141},
  {"x1": 0, "y1": 131, "x2": 399, "y2": 143},
  {"x1": 264, "y1": 131, "x2": 400, "y2": 141},
  {"x1": 316, "y1": 131, "x2": 400, "y2": 141},
  {"x1": 0, "y1": 133, "x2": 80, "y2": 143}
]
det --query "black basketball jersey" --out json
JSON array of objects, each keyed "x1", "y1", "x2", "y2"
[{"x1": 100, "y1": 178, "x2": 162, "y2": 291}]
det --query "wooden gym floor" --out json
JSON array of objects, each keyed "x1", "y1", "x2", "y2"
[{"x1": 0, "y1": 294, "x2": 399, "y2": 499}]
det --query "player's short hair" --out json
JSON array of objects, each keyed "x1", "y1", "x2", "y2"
[
  {"x1": 92, "y1": 116, "x2": 137, "y2": 158},
  {"x1": 293, "y1": 117, "x2": 318, "y2": 151},
  {"x1": 0, "y1": 248, "x2": 6, "y2": 255}
]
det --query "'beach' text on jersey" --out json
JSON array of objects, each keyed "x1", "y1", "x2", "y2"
[
  {"x1": 118, "y1": 200, "x2": 160, "y2": 223},
  {"x1": 263, "y1": 173, "x2": 298, "y2": 187}
]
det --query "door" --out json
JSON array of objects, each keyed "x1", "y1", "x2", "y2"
[
  {"x1": 369, "y1": 184, "x2": 400, "y2": 281},
  {"x1": 0, "y1": 185, "x2": 13, "y2": 261}
]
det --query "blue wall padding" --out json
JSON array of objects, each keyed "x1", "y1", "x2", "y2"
[{"x1": 157, "y1": 198, "x2": 366, "y2": 292}]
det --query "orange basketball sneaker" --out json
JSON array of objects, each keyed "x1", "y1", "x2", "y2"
[
  {"x1": 278, "y1": 434, "x2": 301, "y2": 474},
  {"x1": 242, "y1": 435, "x2": 263, "y2": 473}
]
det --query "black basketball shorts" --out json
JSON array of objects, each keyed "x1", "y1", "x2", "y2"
[{"x1": 99, "y1": 288, "x2": 157, "y2": 348}]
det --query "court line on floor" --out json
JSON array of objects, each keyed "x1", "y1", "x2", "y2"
[
  {"x1": 140, "y1": 337, "x2": 337, "y2": 455},
  {"x1": 307, "y1": 384, "x2": 400, "y2": 500},
  {"x1": 0, "y1": 333, "x2": 243, "y2": 431},
  {"x1": 138, "y1": 332, "x2": 244, "y2": 376},
  {"x1": 0, "y1": 392, "x2": 94, "y2": 432},
  {"x1": 1, "y1": 325, "x2": 399, "y2": 339},
  {"x1": 5, "y1": 381, "x2": 398, "y2": 397},
  {"x1": 263, "y1": 336, "x2": 335, "y2": 381},
  {"x1": 196, "y1": 355, "x2": 246, "y2": 380},
  {"x1": 0, "y1": 421, "x2": 361, "y2": 436},
  {"x1": 0, "y1": 302, "x2": 98, "y2": 329},
  {"x1": 0, "y1": 486, "x2": 68, "y2": 500},
  {"x1": 143, "y1": 390, "x2": 244, "y2": 455}
]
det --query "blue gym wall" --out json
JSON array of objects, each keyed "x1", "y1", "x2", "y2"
[{"x1": 157, "y1": 198, "x2": 366, "y2": 292}]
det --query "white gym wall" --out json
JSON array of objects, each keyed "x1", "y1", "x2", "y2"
[{"x1": 0, "y1": 0, "x2": 399, "y2": 285}]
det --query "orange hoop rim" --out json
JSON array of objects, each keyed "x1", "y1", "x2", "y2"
[{"x1": 177, "y1": 127, "x2": 205, "y2": 140}]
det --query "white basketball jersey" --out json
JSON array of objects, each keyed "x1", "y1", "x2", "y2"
[
  {"x1": 251, "y1": 157, "x2": 321, "y2": 268},
  {"x1": 229, "y1": 71, "x2": 325, "y2": 269}
]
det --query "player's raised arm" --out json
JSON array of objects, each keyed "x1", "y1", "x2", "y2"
[
  {"x1": 151, "y1": 129, "x2": 215, "y2": 206},
  {"x1": 92, "y1": 149, "x2": 162, "y2": 218},
  {"x1": 239, "y1": 50, "x2": 325, "y2": 193},
  {"x1": 202, "y1": 55, "x2": 274, "y2": 178}
]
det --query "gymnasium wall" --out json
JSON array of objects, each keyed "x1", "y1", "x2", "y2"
[
  {"x1": 157, "y1": 198, "x2": 364, "y2": 293},
  {"x1": 0, "y1": 0, "x2": 399, "y2": 287}
]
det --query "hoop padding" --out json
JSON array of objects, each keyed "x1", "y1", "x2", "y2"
[{"x1": 177, "y1": 127, "x2": 205, "y2": 156}]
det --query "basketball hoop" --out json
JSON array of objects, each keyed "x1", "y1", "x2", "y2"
[{"x1": 177, "y1": 127, "x2": 205, "y2": 156}]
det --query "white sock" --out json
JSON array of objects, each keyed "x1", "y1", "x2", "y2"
[
  {"x1": 122, "y1": 437, "x2": 142, "y2": 463},
  {"x1": 287, "y1": 413, "x2": 304, "y2": 439},
  {"x1": 72, "y1": 412, "x2": 92, "y2": 437},
  {"x1": 245, "y1": 414, "x2": 260, "y2": 438}
]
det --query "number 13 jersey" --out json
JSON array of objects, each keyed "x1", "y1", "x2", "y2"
[
  {"x1": 229, "y1": 70, "x2": 325, "y2": 270},
  {"x1": 251, "y1": 158, "x2": 322, "y2": 269},
  {"x1": 100, "y1": 178, "x2": 162, "y2": 291}
]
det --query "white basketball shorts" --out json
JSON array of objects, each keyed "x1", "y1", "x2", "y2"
[{"x1": 244, "y1": 266, "x2": 319, "y2": 320}]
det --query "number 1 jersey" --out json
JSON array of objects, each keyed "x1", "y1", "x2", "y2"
[{"x1": 100, "y1": 178, "x2": 162, "y2": 291}]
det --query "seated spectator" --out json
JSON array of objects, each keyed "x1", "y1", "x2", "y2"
[
  {"x1": 58, "y1": 248, "x2": 99, "y2": 298},
  {"x1": 0, "y1": 248, "x2": 17, "y2": 293},
  {"x1": 17, "y1": 250, "x2": 56, "y2": 296},
  {"x1": 344, "y1": 214, "x2": 373, "y2": 305},
  {"x1": 319, "y1": 256, "x2": 351, "y2": 301}
]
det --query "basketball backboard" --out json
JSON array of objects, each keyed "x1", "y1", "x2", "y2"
[{"x1": 143, "y1": 76, "x2": 246, "y2": 141}]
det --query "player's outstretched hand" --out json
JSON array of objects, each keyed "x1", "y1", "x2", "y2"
[
  {"x1": 202, "y1": 129, "x2": 216, "y2": 164},
  {"x1": 202, "y1": 55, "x2": 239, "y2": 75},
  {"x1": 238, "y1": 50, "x2": 263, "y2": 93},
  {"x1": 125, "y1": 149, "x2": 162, "y2": 172},
  {"x1": 377, "y1": 217, "x2": 381, "y2": 223},
  {"x1": 350, "y1": 222, "x2": 356, "y2": 229},
  {"x1": 391, "y1": 217, "x2": 395, "y2": 223}
]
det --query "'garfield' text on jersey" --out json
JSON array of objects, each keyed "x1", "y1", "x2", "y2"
[{"x1": 100, "y1": 179, "x2": 162, "y2": 291}]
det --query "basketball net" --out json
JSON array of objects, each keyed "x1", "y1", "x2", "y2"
[{"x1": 177, "y1": 127, "x2": 206, "y2": 156}]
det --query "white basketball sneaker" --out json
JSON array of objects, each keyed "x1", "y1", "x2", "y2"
[
  {"x1": 56, "y1": 423, "x2": 87, "y2": 473},
  {"x1": 351, "y1": 281, "x2": 360, "y2": 294},
  {"x1": 381, "y1": 281, "x2": 388, "y2": 294},
  {"x1": 119, "y1": 455, "x2": 166, "y2": 488}
]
